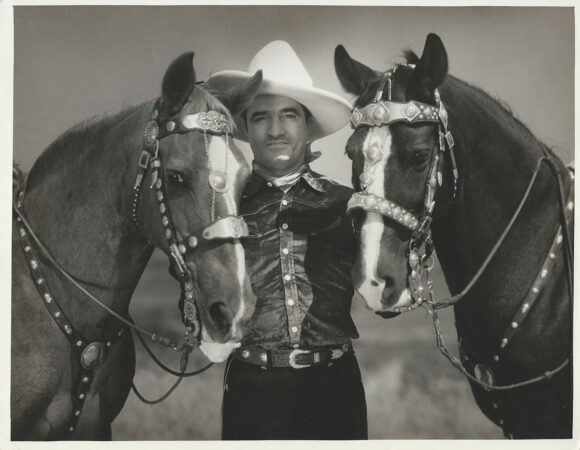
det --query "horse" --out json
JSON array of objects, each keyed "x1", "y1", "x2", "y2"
[
  {"x1": 11, "y1": 51, "x2": 262, "y2": 440},
  {"x1": 334, "y1": 33, "x2": 573, "y2": 438}
]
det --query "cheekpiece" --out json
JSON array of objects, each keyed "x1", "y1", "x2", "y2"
[{"x1": 350, "y1": 100, "x2": 440, "y2": 129}]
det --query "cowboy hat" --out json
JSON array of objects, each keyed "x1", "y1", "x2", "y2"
[{"x1": 207, "y1": 40, "x2": 352, "y2": 142}]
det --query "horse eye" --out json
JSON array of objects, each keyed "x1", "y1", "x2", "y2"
[
  {"x1": 167, "y1": 171, "x2": 185, "y2": 184},
  {"x1": 412, "y1": 151, "x2": 430, "y2": 166}
]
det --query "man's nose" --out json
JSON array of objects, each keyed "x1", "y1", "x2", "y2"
[{"x1": 267, "y1": 117, "x2": 283, "y2": 137}]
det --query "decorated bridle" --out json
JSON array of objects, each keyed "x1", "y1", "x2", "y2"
[
  {"x1": 12, "y1": 103, "x2": 250, "y2": 433},
  {"x1": 132, "y1": 104, "x2": 249, "y2": 346},
  {"x1": 347, "y1": 67, "x2": 458, "y2": 312},
  {"x1": 345, "y1": 67, "x2": 574, "y2": 392}
]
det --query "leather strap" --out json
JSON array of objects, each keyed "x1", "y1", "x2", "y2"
[{"x1": 15, "y1": 215, "x2": 124, "y2": 435}]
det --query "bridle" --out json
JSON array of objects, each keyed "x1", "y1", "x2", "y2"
[
  {"x1": 132, "y1": 104, "x2": 249, "y2": 346},
  {"x1": 12, "y1": 102, "x2": 250, "y2": 433},
  {"x1": 346, "y1": 67, "x2": 574, "y2": 391},
  {"x1": 347, "y1": 67, "x2": 458, "y2": 312}
]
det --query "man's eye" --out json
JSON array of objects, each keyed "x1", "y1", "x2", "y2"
[
  {"x1": 251, "y1": 115, "x2": 266, "y2": 123},
  {"x1": 282, "y1": 113, "x2": 297, "y2": 120}
]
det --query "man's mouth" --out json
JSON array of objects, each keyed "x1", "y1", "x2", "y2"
[{"x1": 267, "y1": 141, "x2": 289, "y2": 149}]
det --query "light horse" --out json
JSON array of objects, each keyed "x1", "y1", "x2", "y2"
[
  {"x1": 334, "y1": 34, "x2": 573, "y2": 438},
  {"x1": 12, "y1": 52, "x2": 262, "y2": 440}
]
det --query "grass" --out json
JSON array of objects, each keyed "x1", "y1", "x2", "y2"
[{"x1": 111, "y1": 250, "x2": 503, "y2": 440}]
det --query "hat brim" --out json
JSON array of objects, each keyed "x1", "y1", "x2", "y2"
[{"x1": 207, "y1": 70, "x2": 352, "y2": 142}]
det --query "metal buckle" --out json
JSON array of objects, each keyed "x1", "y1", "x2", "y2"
[
  {"x1": 288, "y1": 349, "x2": 310, "y2": 369},
  {"x1": 138, "y1": 150, "x2": 151, "y2": 169}
]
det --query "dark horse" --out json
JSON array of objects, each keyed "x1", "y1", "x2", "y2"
[
  {"x1": 335, "y1": 34, "x2": 573, "y2": 438},
  {"x1": 12, "y1": 52, "x2": 262, "y2": 439}
]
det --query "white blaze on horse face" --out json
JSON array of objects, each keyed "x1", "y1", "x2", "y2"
[
  {"x1": 207, "y1": 135, "x2": 247, "y2": 333},
  {"x1": 358, "y1": 126, "x2": 390, "y2": 311}
]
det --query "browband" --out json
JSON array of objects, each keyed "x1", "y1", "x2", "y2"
[
  {"x1": 350, "y1": 100, "x2": 440, "y2": 129},
  {"x1": 157, "y1": 110, "x2": 233, "y2": 138}
]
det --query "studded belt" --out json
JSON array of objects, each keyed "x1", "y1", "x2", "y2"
[{"x1": 232, "y1": 341, "x2": 353, "y2": 369}]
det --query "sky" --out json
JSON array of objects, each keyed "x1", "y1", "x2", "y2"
[{"x1": 12, "y1": 6, "x2": 574, "y2": 185}]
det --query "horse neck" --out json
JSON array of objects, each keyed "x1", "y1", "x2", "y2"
[
  {"x1": 431, "y1": 78, "x2": 569, "y2": 335},
  {"x1": 21, "y1": 101, "x2": 156, "y2": 338}
]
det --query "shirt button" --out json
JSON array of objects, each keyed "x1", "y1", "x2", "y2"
[
  {"x1": 291, "y1": 326, "x2": 298, "y2": 333},
  {"x1": 281, "y1": 199, "x2": 288, "y2": 206},
  {"x1": 266, "y1": 181, "x2": 273, "y2": 187},
  {"x1": 284, "y1": 274, "x2": 291, "y2": 281},
  {"x1": 282, "y1": 248, "x2": 289, "y2": 255},
  {"x1": 287, "y1": 299, "x2": 294, "y2": 306},
  {"x1": 281, "y1": 223, "x2": 288, "y2": 230}
]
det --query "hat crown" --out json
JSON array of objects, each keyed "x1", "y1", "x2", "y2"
[{"x1": 247, "y1": 40, "x2": 313, "y2": 88}]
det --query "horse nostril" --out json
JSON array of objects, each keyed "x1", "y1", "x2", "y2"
[
  {"x1": 383, "y1": 277, "x2": 394, "y2": 289},
  {"x1": 209, "y1": 302, "x2": 233, "y2": 335},
  {"x1": 370, "y1": 279, "x2": 379, "y2": 287}
]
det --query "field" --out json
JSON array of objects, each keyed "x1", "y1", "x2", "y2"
[{"x1": 112, "y1": 250, "x2": 503, "y2": 440}]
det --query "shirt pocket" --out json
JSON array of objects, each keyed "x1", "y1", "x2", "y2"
[{"x1": 242, "y1": 199, "x2": 280, "y2": 238}]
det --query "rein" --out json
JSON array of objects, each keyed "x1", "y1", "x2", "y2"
[{"x1": 348, "y1": 68, "x2": 574, "y2": 391}]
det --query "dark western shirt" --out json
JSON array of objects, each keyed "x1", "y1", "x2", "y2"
[{"x1": 240, "y1": 166, "x2": 358, "y2": 350}]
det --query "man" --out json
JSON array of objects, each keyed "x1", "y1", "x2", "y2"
[{"x1": 207, "y1": 40, "x2": 366, "y2": 440}]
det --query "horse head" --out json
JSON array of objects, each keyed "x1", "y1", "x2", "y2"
[
  {"x1": 334, "y1": 34, "x2": 450, "y2": 316},
  {"x1": 135, "y1": 52, "x2": 261, "y2": 345}
]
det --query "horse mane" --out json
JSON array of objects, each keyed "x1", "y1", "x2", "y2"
[
  {"x1": 401, "y1": 49, "x2": 544, "y2": 151},
  {"x1": 27, "y1": 84, "x2": 235, "y2": 192},
  {"x1": 26, "y1": 102, "x2": 147, "y2": 192},
  {"x1": 402, "y1": 49, "x2": 420, "y2": 65}
]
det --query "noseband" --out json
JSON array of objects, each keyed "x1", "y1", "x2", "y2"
[
  {"x1": 347, "y1": 68, "x2": 458, "y2": 311},
  {"x1": 132, "y1": 105, "x2": 249, "y2": 343}
]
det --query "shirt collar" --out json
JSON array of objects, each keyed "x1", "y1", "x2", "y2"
[{"x1": 243, "y1": 164, "x2": 326, "y2": 199}]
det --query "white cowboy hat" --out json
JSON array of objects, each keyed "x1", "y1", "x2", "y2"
[{"x1": 207, "y1": 40, "x2": 352, "y2": 142}]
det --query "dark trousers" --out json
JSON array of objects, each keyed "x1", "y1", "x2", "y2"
[{"x1": 221, "y1": 353, "x2": 368, "y2": 440}]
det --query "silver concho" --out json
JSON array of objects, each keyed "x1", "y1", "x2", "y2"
[
  {"x1": 209, "y1": 170, "x2": 229, "y2": 193},
  {"x1": 80, "y1": 342, "x2": 105, "y2": 370},
  {"x1": 183, "y1": 299, "x2": 197, "y2": 322},
  {"x1": 143, "y1": 121, "x2": 159, "y2": 147},
  {"x1": 474, "y1": 363, "x2": 495, "y2": 387}
]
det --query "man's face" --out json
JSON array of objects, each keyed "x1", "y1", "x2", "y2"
[{"x1": 245, "y1": 95, "x2": 312, "y2": 177}]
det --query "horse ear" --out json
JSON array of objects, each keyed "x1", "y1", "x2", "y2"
[
  {"x1": 212, "y1": 70, "x2": 263, "y2": 116},
  {"x1": 334, "y1": 45, "x2": 377, "y2": 97},
  {"x1": 161, "y1": 52, "x2": 196, "y2": 116},
  {"x1": 406, "y1": 33, "x2": 448, "y2": 102}
]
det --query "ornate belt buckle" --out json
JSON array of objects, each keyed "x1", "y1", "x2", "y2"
[{"x1": 288, "y1": 349, "x2": 310, "y2": 369}]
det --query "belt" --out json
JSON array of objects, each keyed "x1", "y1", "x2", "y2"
[{"x1": 232, "y1": 341, "x2": 353, "y2": 369}]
